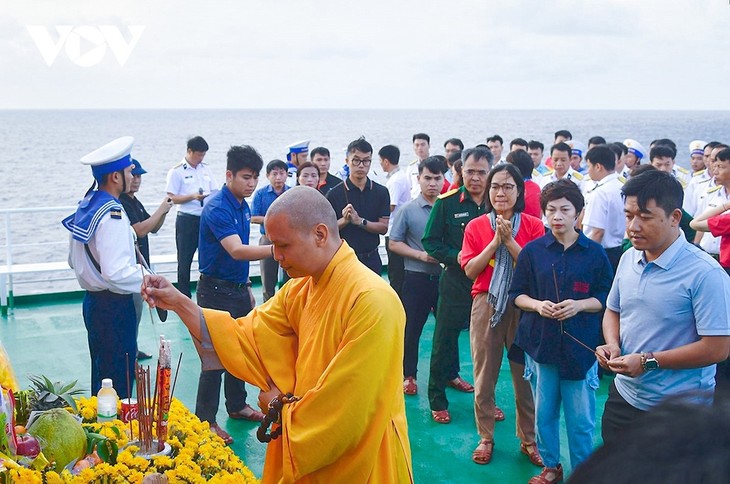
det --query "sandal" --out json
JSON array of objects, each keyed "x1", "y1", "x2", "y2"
[
  {"x1": 494, "y1": 406, "x2": 505, "y2": 422},
  {"x1": 521, "y1": 442, "x2": 544, "y2": 467},
  {"x1": 431, "y1": 409, "x2": 451, "y2": 424},
  {"x1": 448, "y1": 376, "x2": 475, "y2": 393},
  {"x1": 472, "y1": 439, "x2": 494, "y2": 465},
  {"x1": 403, "y1": 377, "x2": 417, "y2": 395},
  {"x1": 209, "y1": 423, "x2": 234, "y2": 445},
  {"x1": 528, "y1": 464, "x2": 563, "y2": 484}
]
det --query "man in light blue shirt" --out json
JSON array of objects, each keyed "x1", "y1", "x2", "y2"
[{"x1": 597, "y1": 170, "x2": 730, "y2": 445}]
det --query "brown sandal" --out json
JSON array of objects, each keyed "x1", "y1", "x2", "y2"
[
  {"x1": 521, "y1": 442, "x2": 544, "y2": 467},
  {"x1": 431, "y1": 409, "x2": 451, "y2": 424},
  {"x1": 528, "y1": 464, "x2": 563, "y2": 484},
  {"x1": 494, "y1": 406, "x2": 505, "y2": 421},
  {"x1": 472, "y1": 439, "x2": 494, "y2": 465}
]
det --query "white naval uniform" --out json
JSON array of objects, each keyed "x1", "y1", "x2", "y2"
[
  {"x1": 165, "y1": 159, "x2": 219, "y2": 216},
  {"x1": 698, "y1": 185, "x2": 730, "y2": 255},
  {"x1": 385, "y1": 167, "x2": 412, "y2": 236},
  {"x1": 683, "y1": 170, "x2": 712, "y2": 216},
  {"x1": 582, "y1": 173, "x2": 625, "y2": 249},
  {"x1": 407, "y1": 159, "x2": 421, "y2": 199},
  {"x1": 672, "y1": 166, "x2": 691, "y2": 189},
  {"x1": 538, "y1": 167, "x2": 586, "y2": 191}
]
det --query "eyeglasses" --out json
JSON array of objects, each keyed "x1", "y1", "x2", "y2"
[
  {"x1": 464, "y1": 169, "x2": 488, "y2": 178},
  {"x1": 490, "y1": 183, "x2": 516, "y2": 194},
  {"x1": 351, "y1": 158, "x2": 372, "y2": 167}
]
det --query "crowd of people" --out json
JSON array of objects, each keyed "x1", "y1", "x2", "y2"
[{"x1": 63, "y1": 129, "x2": 730, "y2": 483}]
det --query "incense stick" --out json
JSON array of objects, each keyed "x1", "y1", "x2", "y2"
[
  {"x1": 169, "y1": 353, "x2": 183, "y2": 402},
  {"x1": 125, "y1": 353, "x2": 133, "y2": 439}
]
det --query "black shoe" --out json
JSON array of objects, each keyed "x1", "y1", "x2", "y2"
[
  {"x1": 156, "y1": 307, "x2": 168, "y2": 322},
  {"x1": 137, "y1": 350, "x2": 153, "y2": 360}
]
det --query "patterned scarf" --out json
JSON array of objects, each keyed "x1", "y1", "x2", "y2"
[{"x1": 487, "y1": 211, "x2": 521, "y2": 327}]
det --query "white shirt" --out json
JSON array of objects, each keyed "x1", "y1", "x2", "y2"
[
  {"x1": 582, "y1": 173, "x2": 625, "y2": 248},
  {"x1": 683, "y1": 170, "x2": 712, "y2": 216},
  {"x1": 539, "y1": 167, "x2": 586, "y2": 191},
  {"x1": 68, "y1": 210, "x2": 146, "y2": 294},
  {"x1": 386, "y1": 167, "x2": 412, "y2": 235},
  {"x1": 698, "y1": 185, "x2": 730, "y2": 255},
  {"x1": 406, "y1": 159, "x2": 421, "y2": 199},
  {"x1": 165, "y1": 159, "x2": 219, "y2": 216},
  {"x1": 672, "y1": 166, "x2": 691, "y2": 189}
]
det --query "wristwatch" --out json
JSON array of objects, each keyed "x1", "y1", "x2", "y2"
[
  {"x1": 360, "y1": 218, "x2": 368, "y2": 227},
  {"x1": 641, "y1": 352, "x2": 659, "y2": 371}
]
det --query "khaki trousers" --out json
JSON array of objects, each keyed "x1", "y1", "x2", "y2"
[{"x1": 470, "y1": 292, "x2": 536, "y2": 444}]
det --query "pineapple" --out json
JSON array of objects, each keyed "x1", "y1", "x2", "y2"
[{"x1": 27, "y1": 375, "x2": 85, "y2": 413}]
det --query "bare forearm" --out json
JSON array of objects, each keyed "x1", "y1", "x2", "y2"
[
  {"x1": 168, "y1": 193, "x2": 196, "y2": 204},
  {"x1": 390, "y1": 240, "x2": 424, "y2": 261},
  {"x1": 588, "y1": 228, "x2": 604, "y2": 243},
  {"x1": 251, "y1": 215, "x2": 265, "y2": 225},
  {"x1": 515, "y1": 294, "x2": 540, "y2": 312},
  {"x1": 363, "y1": 221, "x2": 388, "y2": 235},
  {"x1": 231, "y1": 244, "x2": 272, "y2": 261},
  {"x1": 602, "y1": 308, "x2": 620, "y2": 346},
  {"x1": 654, "y1": 336, "x2": 730, "y2": 369},
  {"x1": 464, "y1": 241, "x2": 498, "y2": 280}
]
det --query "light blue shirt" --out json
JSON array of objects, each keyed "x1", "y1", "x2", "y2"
[{"x1": 607, "y1": 233, "x2": 730, "y2": 410}]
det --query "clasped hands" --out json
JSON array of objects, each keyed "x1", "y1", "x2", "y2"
[
  {"x1": 342, "y1": 204, "x2": 363, "y2": 225},
  {"x1": 492, "y1": 214, "x2": 514, "y2": 244},
  {"x1": 535, "y1": 298, "x2": 583, "y2": 321},
  {"x1": 595, "y1": 343, "x2": 644, "y2": 377}
]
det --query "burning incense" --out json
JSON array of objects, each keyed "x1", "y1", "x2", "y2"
[{"x1": 155, "y1": 336, "x2": 172, "y2": 452}]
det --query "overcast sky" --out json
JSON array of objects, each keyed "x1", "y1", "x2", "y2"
[{"x1": 3, "y1": 0, "x2": 730, "y2": 110}]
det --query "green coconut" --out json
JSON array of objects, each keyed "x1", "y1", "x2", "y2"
[{"x1": 28, "y1": 408, "x2": 87, "y2": 470}]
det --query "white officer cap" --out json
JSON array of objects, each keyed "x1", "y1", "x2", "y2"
[
  {"x1": 689, "y1": 140, "x2": 708, "y2": 157},
  {"x1": 623, "y1": 139, "x2": 646, "y2": 160},
  {"x1": 286, "y1": 139, "x2": 310, "y2": 161},
  {"x1": 81, "y1": 136, "x2": 135, "y2": 181},
  {"x1": 567, "y1": 140, "x2": 585, "y2": 159}
]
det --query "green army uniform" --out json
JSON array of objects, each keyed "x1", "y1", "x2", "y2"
[{"x1": 422, "y1": 186, "x2": 486, "y2": 411}]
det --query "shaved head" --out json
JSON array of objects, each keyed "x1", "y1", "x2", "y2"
[{"x1": 266, "y1": 186, "x2": 339, "y2": 235}]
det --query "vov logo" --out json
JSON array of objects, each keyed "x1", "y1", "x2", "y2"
[{"x1": 27, "y1": 25, "x2": 145, "y2": 67}]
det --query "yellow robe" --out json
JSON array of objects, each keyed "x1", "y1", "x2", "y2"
[{"x1": 204, "y1": 242, "x2": 413, "y2": 483}]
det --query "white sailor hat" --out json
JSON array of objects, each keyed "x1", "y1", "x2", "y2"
[
  {"x1": 567, "y1": 140, "x2": 585, "y2": 159},
  {"x1": 81, "y1": 136, "x2": 135, "y2": 181},
  {"x1": 623, "y1": 139, "x2": 646, "y2": 160},
  {"x1": 286, "y1": 139, "x2": 310, "y2": 161},
  {"x1": 689, "y1": 140, "x2": 707, "y2": 157}
]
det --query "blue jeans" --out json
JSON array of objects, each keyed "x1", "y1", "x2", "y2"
[{"x1": 524, "y1": 354, "x2": 598, "y2": 469}]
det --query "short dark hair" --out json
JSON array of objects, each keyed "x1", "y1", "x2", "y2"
[
  {"x1": 554, "y1": 130, "x2": 572, "y2": 140},
  {"x1": 586, "y1": 145, "x2": 616, "y2": 171},
  {"x1": 420, "y1": 156, "x2": 446, "y2": 175},
  {"x1": 550, "y1": 142, "x2": 572, "y2": 157},
  {"x1": 378, "y1": 145, "x2": 401, "y2": 165},
  {"x1": 651, "y1": 138, "x2": 677, "y2": 151},
  {"x1": 432, "y1": 155, "x2": 448, "y2": 173},
  {"x1": 346, "y1": 136, "x2": 373, "y2": 156},
  {"x1": 706, "y1": 141, "x2": 722, "y2": 150},
  {"x1": 444, "y1": 138, "x2": 464, "y2": 150},
  {"x1": 413, "y1": 133, "x2": 430, "y2": 144},
  {"x1": 612, "y1": 141, "x2": 628, "y2": 156},
  {"x1": 540, "y1": 178, "x2": 585, "y2": 213},
  {"x1": 630, "y1": 164, "x2": 657, "y2": 178},
  {"x1": 650, "y1": 145, "x2": 676, "y2": 161},
  {"x1": 310, "y1": 146, "x2": 330, "y2": 159},
  {"x1": 588, "y1": 136, "x2": 607, "y2": 146},
  {"x1": 187, "y1": 136, "x2": 209, "y2": 153},
  {"x1": 621, "y1": 169, "x2": 683, "y2": 216},
  {"x1": 717, "y1": 148, "x2": 730, "y2": 163},
  {"x1": 528, "y1": 140, "x2": 544, "y2": 151},
  {"x1": 507, "y1": 150, "x2": 533, "y2": 179},
  {"x1": 486, "y1": 134, "x2": 503, "y2": 145},
  {"x1": 446, "y1": 151, "x2": 462, "y2": 167},
  {"x1": 510, "y1": 138, "x2": 528, "y2": 149},
  {"x1": 485, "y1": 163, "x2": 525, "y2": 214},
  {"x1": 462, "y1": 146, "x2": 493, "y2": 166},
  {"x1": 569, "y1": 397, "x2": 730, "y2": 484},
  {"x1": 227, "y1": 145, "x2": 263, "y2": 175},
  {"x1": 608, "y1": 143, "x2": 624, "y2": 160},
  {"x1": 266, "y1": 158, "x2": 288, "y2": 174}
]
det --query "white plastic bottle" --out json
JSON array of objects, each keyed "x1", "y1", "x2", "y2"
[{"x1": 97, "y1": 378, "x2": 119, "y2": 422}]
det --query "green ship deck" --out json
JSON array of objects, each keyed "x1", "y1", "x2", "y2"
[{"x1": 1, "y1": 281, "x2": 610, "y2": 482}]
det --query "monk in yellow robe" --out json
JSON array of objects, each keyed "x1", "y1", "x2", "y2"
[{"x1": 144, "y1": 186, "x2": 413, "y2": 483}]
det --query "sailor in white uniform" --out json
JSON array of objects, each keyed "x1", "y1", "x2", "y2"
[
  {"x1": 539, "y1": 142, "x2": 586, "y2": 191},
  {"x1": 622, "y1": 139, "x2": 647, "y2": 179},
  {"x1": 285, "y1": 139, "x2": 310, "y2": 187},
  {"x1": 62, "y1": 136, "x2": 147, "y2": 398}
]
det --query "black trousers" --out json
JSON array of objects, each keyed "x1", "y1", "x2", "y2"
[
  {"x1": 402, "y1": 270, "x2": 440, "y2": 378},
  {"x1": 385, "y1": 237, "x2": 405, "y2": 297},
  {"x1": 195, "y1": 276, "x2": 252, "y2": 424},
  {"x1": 601, "y1": 380, "x2": 646, "y2": 446},
  {"x1": 175, "y1": 213, "x2": 200, "y2": 298},
  {"x1": 356, "y1": 248, "x2": 382, "y2": 275}
]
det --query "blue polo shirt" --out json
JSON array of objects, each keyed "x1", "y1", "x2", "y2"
[
  {"x1": 252, "y1": 184, "x2": 289, "y2": 235},
  {"x1": 608, "y1": 233, "x2": 730, "y2": 410},
  {"x1": 198, "y1": 185, "x2": 251, "y2": 283},
  {"x1": 510, "y1": 231, "x2": 613, "y2": 380}
]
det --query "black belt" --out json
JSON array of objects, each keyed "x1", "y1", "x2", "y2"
[
  {"x1": 356, "y1": 248, "x2": 380, "y2": 258},
  {"x1": 177, "y1": 212, "x2": 200, "y2": 219},
  {"x1": 405, "y1": 270, "x2": 441, "y2": 281},
  {"x1": 199, "y1": 274, "x2": 251, "y2": 289}
]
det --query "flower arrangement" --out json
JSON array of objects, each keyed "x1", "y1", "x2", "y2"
[{"x1": 2, "y1": 397, "x2": 259, "y2": 483}]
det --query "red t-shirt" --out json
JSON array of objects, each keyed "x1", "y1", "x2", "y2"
[
  {"x1": 708, "y1": 213, "x2": 730, "y2": 268},
  {"x1": 523, "y1": 180, "x2": 542, "y2": 219},
  {"x1": 441, "y1": 178, "x2": 451, "y2": 194},
  {"x1": 461, "y1": 213, "x2": 545, "y2": 297}
]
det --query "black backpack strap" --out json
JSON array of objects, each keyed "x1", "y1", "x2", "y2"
[{"x1": 84, "y1": 243, "x2": 102, "y2": 273}]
